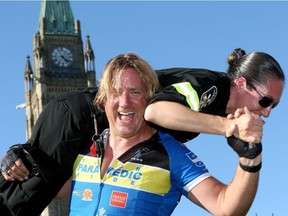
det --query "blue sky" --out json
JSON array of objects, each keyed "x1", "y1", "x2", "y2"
[{"x1": 0, "y1": 1, "x2": 287, "y2": 215}]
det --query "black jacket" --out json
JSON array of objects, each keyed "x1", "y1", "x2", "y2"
[{"x1": 0, "y1": 88, "x2": 108, "y2": 216}]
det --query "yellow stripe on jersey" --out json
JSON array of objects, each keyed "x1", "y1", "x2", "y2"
[
  {"x1": 104, "y1": 160, "x2": 171, "y2": 195},
  {"x1": 172, "y1": 82, "x2": 200, "y2": 111},
  {"x1": 72, "y1": 155, "x2": 171, "y2": 195},
  {"x1": 72, "y1": 154, "x2": 101, "y2": 182}
]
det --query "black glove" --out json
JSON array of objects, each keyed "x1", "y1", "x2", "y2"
[
  {"x1": 1, "y1": 144, "x2": 25, "y2": 173},
  {"x1": 226, "y1": 136, "x2": 262, "y2": 159}
]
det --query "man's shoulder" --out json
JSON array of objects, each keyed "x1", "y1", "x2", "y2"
[{"x1": 156, "y1": 131, "x2": 190, "y2": 151}]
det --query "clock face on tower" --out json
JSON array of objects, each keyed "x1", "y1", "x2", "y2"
[{"x1": 52, "y1": 47, "x2": 74, "y2": 67}]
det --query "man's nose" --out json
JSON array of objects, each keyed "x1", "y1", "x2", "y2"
[{"x1": 119, "y1": 92, "x2": 131, "y2": 107}]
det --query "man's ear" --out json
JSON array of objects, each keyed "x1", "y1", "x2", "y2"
[{"x1": 234, "y1": 77, "x2": 248, "y2": 92}]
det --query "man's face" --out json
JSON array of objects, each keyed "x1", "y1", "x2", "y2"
[{"x1": 104, "y1": 68, "x2": 148, "y2": 138}]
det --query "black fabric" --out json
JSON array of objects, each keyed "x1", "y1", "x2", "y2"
[
  {"x1": 0, "y1": 88, "x2": 109, "y2": 216},
  {"x1": 152, "y1": 68, "x2": 230, "y2": 142},
  {"x1": 155, "y1": 68, "x2": 230, "y2": 116},
  {"x1": 0, "y1": 171, "x2": 63, "y2": 216},
  {"x1": 0, "y1": 192, "x2": 12, "y2": 216}
]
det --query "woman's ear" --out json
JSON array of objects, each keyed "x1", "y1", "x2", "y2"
[{"x1": 234, "y1": 77, "x2": 248, "y2": 92}]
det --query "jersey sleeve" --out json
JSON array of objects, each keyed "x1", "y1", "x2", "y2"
[{"x1": 159, "y1": 131, "x2": 211, "y2": 196}]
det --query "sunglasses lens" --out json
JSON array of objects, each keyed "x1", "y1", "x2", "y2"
[
  {"x1": 251, "y1": 84, "x2": 279, "y2": 109},
  {"x1": 259, "y1": 97, "x2": 273, "y2": 108}
]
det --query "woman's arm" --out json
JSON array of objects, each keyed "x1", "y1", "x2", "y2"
[{"x1": 144, "y1": 101, "x2": 263, "y2": 143}]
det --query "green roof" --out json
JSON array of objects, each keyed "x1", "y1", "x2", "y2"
[{"x1": 38, "y1": 0, "x2": 78, "y2": 36}]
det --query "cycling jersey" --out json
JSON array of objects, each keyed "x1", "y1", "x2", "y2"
[
  {"x1": 152, "y1": 68, "x2": 231, "y2": 142},
  {"x1": 69, "y1": 130, "x2": 211, "y2": 216}
]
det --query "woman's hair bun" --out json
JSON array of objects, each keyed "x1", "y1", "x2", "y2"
[{"x1": 227, "y1": 48, "x2": 246, "y2": 67}]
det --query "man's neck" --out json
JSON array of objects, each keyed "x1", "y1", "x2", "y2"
[
  {"x1": 100, "y1": 126, "x2": 156, "y2": 178},
  {"x1": 109, "y1": 126, "x2": 156, "y2": 153}
]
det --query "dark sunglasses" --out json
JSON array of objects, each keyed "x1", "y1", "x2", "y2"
[{"x1": 250, "y1": 84, "x2": 279, "y2": 109}]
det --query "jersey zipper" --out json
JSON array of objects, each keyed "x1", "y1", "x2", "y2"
[{"x1": 93, "y1": 179, "x2": 104, "y2": 215}]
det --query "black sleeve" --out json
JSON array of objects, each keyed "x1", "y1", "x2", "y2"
[
  {"x1": 153, "y1": 68, "x2": 230, "y2": 116},
  {"x1": 148, "y1": 68, "x2": 230, "y2": 143},
  {"x1": 28, "y1": 89, "x2": 108, "y2": 172}
]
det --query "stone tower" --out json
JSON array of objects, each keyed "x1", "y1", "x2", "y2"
[{"x1": 24, "y1": 0, "x2": 96, "y2": 215}]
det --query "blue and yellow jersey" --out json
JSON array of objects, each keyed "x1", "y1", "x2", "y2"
[{"x1": 69, "y1": 131, "x2": 210, "y2": 216}]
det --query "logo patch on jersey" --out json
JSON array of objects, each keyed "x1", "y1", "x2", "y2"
[
  {"x1": 186, "y1": 152, "x2": 205, "y2": 168},
  {"x1": 82, "y1": 188, "x2": 93, "y2": 201},
  {"x1": 110, "y1": 191, "x2": 128, "y2": 208},
  {"x1": 199, "y1": 86, "x2": 218, "y2": 109}
]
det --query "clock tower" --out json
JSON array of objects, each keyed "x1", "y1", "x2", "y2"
[
  {"x1": 25, "y1": 0, "x2": 96, "y2": 138},
  {"x1": 24, "y1": 0, "x2": 96, "y2": 215}
]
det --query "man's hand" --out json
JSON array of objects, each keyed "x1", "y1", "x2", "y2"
[
  {"x1": 226, "y1": 107, "x2": 264, "y2": 143},
  {"x1": 1, "y1": 145, "x2": 30, "y2": 181}
]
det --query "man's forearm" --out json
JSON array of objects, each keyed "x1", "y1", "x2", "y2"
[{"x1": 219, "y1": 155, "x2": 261, "y2": 215}]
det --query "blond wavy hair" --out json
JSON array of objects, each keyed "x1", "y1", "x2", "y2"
[{"x1": 94, "y1": 53, "x2": 160, "y2": 110}]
